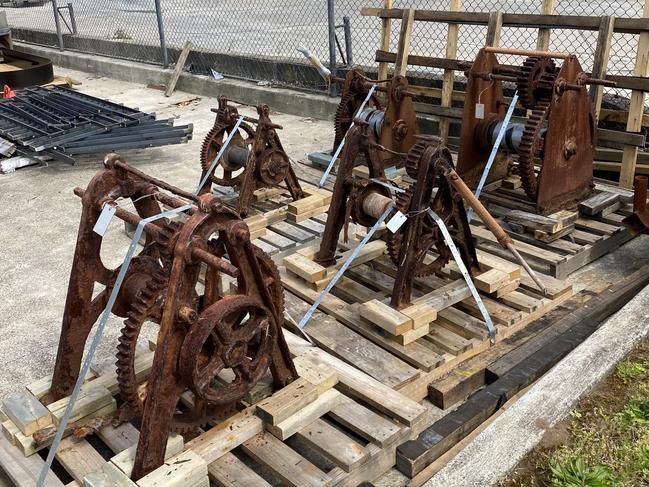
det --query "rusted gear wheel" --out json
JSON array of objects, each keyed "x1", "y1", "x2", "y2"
[
  {"x1": 517, "y1": 101, "x2": 550, "y2": 200},
  {"x1": 178, "y1": 295, "x2": 274, "y2": 406},
  {"x1": 200, "y1": 122, "x2": 255, "y2": 187},
  {"x1": 258, "y1": 149, "x2": 290, "y2": 187},
  {"x1": 116, "y1": 245, "x2": 283, "y2": 433},
  {"x1": 334, "y1": 92, "x2": 382, "y2": 148},
  {"x1": 385, "y1": 181, "x2": 453, "y2": 277},
  {"x1": 517, "y1": 56, "x2": 557, "y2": 109},
  {"x1": 404, "y1": 140, "x2": 428, "y2": 179}
]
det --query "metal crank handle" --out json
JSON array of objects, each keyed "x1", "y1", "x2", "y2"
[
  {"x1": 297, "y1": 46, "x2": 343, "y2": 83},
  {"x1": 443, "y1": 168, "x2": 549, "y2": 296}
]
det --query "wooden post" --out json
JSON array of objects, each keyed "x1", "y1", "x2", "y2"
[
  {"x1": 378, "y1": 0, "x2": 393, "y2": 82},
  {"x1": 438, "y1": 0, "x2": 462, "y2": 143},
  {"x1": 589, "y1": 16, "x2": 615, "y2": 119},
  {"x1": 165, "y1": 41, "x2": 193, "y2": 97},
  {"x1": 620, "y1": 0, "x2": 649, "y2": 188},
  {"x1": 394, "y1": 8, "x2": 415, "y2": 77},
  {"x1": 536, "y1": 0, "x2": 556, "y2": 50},
  {"x1": 485, "y1": 10, "x2": 503, "y2": 48}
]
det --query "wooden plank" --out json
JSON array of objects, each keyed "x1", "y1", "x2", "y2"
[
  {"x1": 473, "y1": 268, "x2": 512, "y2": 294},
  {"x1": 284, "y1": 253, "x2": 327, "y2": 283},
  {"x1": 47, "y1": 385, "x2": 113, "y2": 426},
  {"x1": 111, "y1": 433, "x2": 183, "y2": 477},
  {"x1": 504, "y1": 210, "x2": 563, "y2": 232},
  {"x1": 56, "y1": 437, "x2": 105, "y2": 484},
  {"x1": 0, "y1": 435, "x2": 63, "y2": 486},
  {"x1": 536, "y1": 0, "x2": 557, "y2": 50},
  {"x1": 485, "y1": 10, "x2": 503, "y2": 47},
  {"x1": 377, "y1": 0, "x2": 394, "y2": 82},
  {"x1": 295, "y1": 418, "x2": 368, "y2": 472},
  {"x1": 425, "y1": 326, "x2": 473, "y2": 355},
  {"x1": 620, "y1": 0, "x2": 649, "y2": 188},
  {"x1": 270, "y1": 221, "x2": 316, "y2": 244},
  {"x1": 256, "y1": 378, "x2": 318, "y2": 426},
  {"x1": 579, "y1": 192, "x2": 620, "y2": 216},
  {"x1": 328, "y1": 396, "x2": 402, "y2": 447},
  {"x1": 137, "y1": 450, "x2": 208, "y2": 487},
  {"x1": 97, "y1": 422, "x2": 140, "y2": 453},
  {"x1": 241, "y1": 432, "x2": 332, "y2": 487},
  {"x1": 2, "y1": 389, "x2": 51, "y2": 435},
  {"x1": 208, "y1": 452, "x2": 272, "y2": 487},
  {"x1": 394, "y1": 8, "x2": 415, "y2": 77},
  {"x1": 187, "y1": 408, "x2": 263, "y2": 464},
  {"x1": 267, "y1": 389, "x2": 342, "y2": 441},
  {"x1": 165, "y1": 41, "x2": 193, "y2": 97},
  {"x1": 590, "y1": 16, "x2": 616, "y2": 118},
  {"x1": 286, "y1": 292, "x2": 421, "y2": 388},
  {"x1": 438, "y1": 0, "x2": 462, "y2": 143},
  {"x1": 82, "y1": 461, "x2": 136, "y2": 487},
  {"x1": 436, "y1": 307, "x2": 489, "y2": 341}
]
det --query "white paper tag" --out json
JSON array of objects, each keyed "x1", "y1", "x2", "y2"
[
  {"x1": 475, "y1": 103, "x2": 485, "y2": 119},
  {"x1": 93, "y1": 204, "x2": 117, "y2": 236},
  {"x1": 386, "y1": 211, "x2": 408, "y2": 233}
]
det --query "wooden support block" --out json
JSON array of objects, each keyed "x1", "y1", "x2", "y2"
[
  {"x1": 548, "y1": 209, "x2": 579, "y2": 227},
  {"x1": 83, "y1": 462, "x2": 137, "y2": 487},
  {"x1": 97, "y1": 422, "x2": 140, "y2": 454},
  {"x1": 244, "y1": 214, "x2": 268, "y2": 232},
  {"x1": 475, "y1": 250, "x2": 521, "y2": 280},
  {"x1": 256, "y1": 378, "x2": 318, "y2": 425},
  {"x1": 428, "y1": 367, "x2": 485, "y2": 410},
  {"x1": 295, "y1": 418, "x2": 368, "y2": 472},
  {"x1": 47, "y1": 385, "x2": 113, "y2": 426},
  {"x1": 137, "y1": 450, "x2": 207, "y2": 487},
  {"x1": 27, "y1": 370, "x2": 96, "y2": 400},
  {"x1": 303, "y1": 186, "x2": 333, "y2": 206},
  {"x1": 474, "y1": 268, "x2": 511, "y2": 294},
  {"x1": 494, "y1": 279, "x2": 521, "y2": 297},
  {"x1": 253, "y1": 186, "x2": 286, "y2": 202},
  {"x1": 270, "y1": 221, "x2": 316, "y2": 244},
  {"x1": 501, "y1": 176, "x2": 521, "y2": 189},
  {"x1": 293, "y1": 356, "x2": 338, "y2": 394},
  {"x1": 534, "y1": 225, "x2": 575, "y2": 243},
  {"x1": 499, "y1": 290, "x2": 542, "y2": 313},
  {"x1": 92, "y1": 352, "x2": 154, "y2": 395},
  {"x1": 241, "y1": 432, "x2": 331, "y2": 487},
  {"x1": 401, "y1": 303, "x2": 437, "y2": 328},
  {"x1": 2, "y1": 419, "x2": 18, "y2": 445},
  {"x1": 284, "y1": 253, "x2": 327, "y2": 283},
  {"x1": 267, "y1": 389, "x2": 341, "y2": 441},
  {"x1": 579, "y1": 192, "x2": 620, "y2": 216},
  {"x1": 3, "y1": 389, "x2": 51, "y2": 436},
  {"x1": 288, "y1": 195, "x2": 324, "y2": 215},
  {"x1": 208, "y1": 452, "x2": 272, "y2": 487},
  {"x1": 359, "y1": 299, "x2": 413, "y2": 336},
  {"x1": 504, "y1": 210, "x2": 562, "y2": 233},
  {"x1": 111, "y1": 433, "x2": 183, "y2": 477},
  {"x1": 287, "y1": 207, "x2": 328, "y2": 223},
  {"x1": 393, "y1": 324, "x2": 431, "y2": 345}
]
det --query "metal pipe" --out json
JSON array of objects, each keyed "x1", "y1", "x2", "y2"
[
  {"x1": 67, "y1": 3, "x2": 77, "y2": 35},
  {"x1": 153, "y1": 0, "x2": 169, "y2": 68},
  {"x1": 443, "y1": 168, "x2": 549, "y2": 296},
  {"x1": 483, "y1": 46, "x2": 570, "y2": 59},
  {"x1": 633, "y1": 176, "x2": 648, "y2": 213},
  {"x1": 327, "y1": 0, "x2": 338, "y2": 97},
  {"x1": 343, "y1": 16, "x2": 353, "y2": 67},
  {"x1": 51, "y1": 0, "x2": 64, "y2": 51}
]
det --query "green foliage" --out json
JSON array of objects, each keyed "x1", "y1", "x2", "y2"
[
  {"x1": 112, "y1": 29, "x2": 132, "y2": 40},
  {"x1": 618, "y1": 398, "x2": 649, "y2": 427},
  {"x1": 549, "y1": 457, "x2": 615, "y2": 487},
  {"x1": 616, "y1": 361, "x2": 647, "y2": 382}
]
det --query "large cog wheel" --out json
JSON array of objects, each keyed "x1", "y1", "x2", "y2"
[
  {"x1": 517, "y1": 56, "x2": 557, "y2": 110},
  {"x1": 517, "y1": 101, "x2": 550, "y2": 200},
  {"x1": 334, "y1": 91, "x2": 382, "y2": 148},
  {"x1": 200, "y1": 122, "x2": 255, "y2": 187}
]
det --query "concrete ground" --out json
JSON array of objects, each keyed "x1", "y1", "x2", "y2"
[{"x1": 0, "y1": 65, "x2": 332, "y2": 401}]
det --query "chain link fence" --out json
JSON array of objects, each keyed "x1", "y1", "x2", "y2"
[{"x1": 5, "y1": 0, "x2": 646, "y2": 96}]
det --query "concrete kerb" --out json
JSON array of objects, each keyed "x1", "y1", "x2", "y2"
[
  {"x1": 15, "y1": 42, "x2": 340, "y2": 122},
  {"x1": 423, "y1": 284, "x2": 649, "y2": 487}
]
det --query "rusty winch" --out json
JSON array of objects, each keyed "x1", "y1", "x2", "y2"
[
  {"x1": 46, "y1": 154, "x2": 296, "y2": 479},
  {"x1": 316, "y1": 135, "x2": 479, "y2": 309},
  {"x1": 456, "y1": 47, "x2": 616, "y2": 215},
  {"x1": 199, "y1": 96, "x2": 305, "y2": 216}
]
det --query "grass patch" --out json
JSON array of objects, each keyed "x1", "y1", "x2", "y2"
[{"x1": 501, "y1": 339, "x2": 649, "y2": 487}]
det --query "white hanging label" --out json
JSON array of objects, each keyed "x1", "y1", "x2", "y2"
[
  {"x1": 93, "y1": 205, "x2": 117, "y2": 236},
  {"x1": 386, "y1": 211, "x2": 408, "y2": 233},
  {"x1": 475, "y1": 103, "x2": 485, "y2": 119}
]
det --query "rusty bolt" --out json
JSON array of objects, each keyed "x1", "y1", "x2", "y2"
[
  {"x1": 178, "y1": 306, "x2": 198, "y2": 324},
  {"x1": 563, "y1": 140, "x2": 578, "y2": 159}
]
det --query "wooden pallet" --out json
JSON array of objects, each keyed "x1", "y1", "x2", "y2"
[
  {"x1": 477, "y1": 178, "x2": 636, "y2": 279},
  {"x1": 0, "y1": 339, "x2": 430, "y2": 487},
  {"x1": 280, "y1": 229, "x2": 574, "y2": 403}
]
